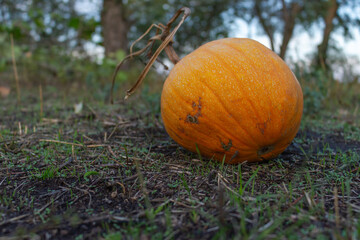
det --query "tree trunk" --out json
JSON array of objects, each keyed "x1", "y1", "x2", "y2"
[
  {"x1": 316, "y1": 0, "x2": 339, "y2": 69},
  {"x1": 279, "y1": 0, "x2": 302, "y2": 59},
  {"x1": 101, "y1": 0, "x2": 129, "y2": 57},
  {"x1": 254, "y1": 1, "x2": 275, "y2": 51}
]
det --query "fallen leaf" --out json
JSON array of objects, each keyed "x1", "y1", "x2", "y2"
[
  {"x1": 74, "y1": 102, "x2": 83, "y2": 114},
  {"x1": 0, "y1": 86, "x2": 10, "y2": 98}
]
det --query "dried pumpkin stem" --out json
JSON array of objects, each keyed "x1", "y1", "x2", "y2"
[
  {"x1": 110, "y1": 7, "x2": 191, "y2": 103},
  {"x1": 129, "y1": 23, "x2": 164, "y2": 58},
  {"x1": 110, "y1": 41, "x2": 153, "y2": 104},
  {"x1": 164, "y1": 43, "x2": 180, "y2": 64},
  {"x1": 125, "y1": 7, "x2": 191, "y2": 99}
]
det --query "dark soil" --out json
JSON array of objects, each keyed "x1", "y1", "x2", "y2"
[{"x1": 1, "y1": 96, "x2": 359, "y2": 239}]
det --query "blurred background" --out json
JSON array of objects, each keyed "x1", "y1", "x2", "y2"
[{"x1": 0, "y1": 0, "x2": 359, "y2": 117}]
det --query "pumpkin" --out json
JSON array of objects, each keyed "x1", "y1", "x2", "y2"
[
  {"x1": 160, "y1": 38, "x2": 303, "y2": 164},
  {"x1": 113, "y1": 8, "x2": 303, "y2": 164}
]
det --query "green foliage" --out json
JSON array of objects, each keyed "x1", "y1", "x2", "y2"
[
  {"x1": 37, "y1": 166, "x2": 59, "y2": 180},
  {"x1": 298, "y1": 68, "x2": 329, "y2": 114},
  {"x1": 0, "y1": 0, "x2": 113, "y2": 101},
  {"x1": 104, "y1": 232, "x2": 122, "y2": 240},
  {"x1": 83, "y1": 171, "x2": 100, "y2": 181},
  {"x1": 0, "y1": 33, "x2": 130, "y2": 101},
  {"x1": 0, "y1": 0, "x2": 359, "y2": 117},
  {"x1": 294, "y1": 57, "x2": 360, "y2": 116},
  {"x1": 0, "y1": 0, "x2": 98, "y2": 49}
]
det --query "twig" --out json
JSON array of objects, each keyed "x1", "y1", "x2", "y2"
[
  {"x1": 10, "y1": 34, "x2": 20, "y2": 104},
  {"x1": 39, "y1": 84, "x2": 43, "y2": 118},
  {"x1": 217, "y1": 172, "x2": 255, "y2": 201},
  {"x1": 107, "y1": 145, "x2": 125, "y2": 166},
  {"x1": 217, "y1": 181, "x2": 226, "y2": 226},
  {"x1": 87, "y1": 144, "x2": 108, "y2": 148},
  {"x1": 85, "y1": 104, "x2": 99, "y2": 119},
  {"x1": 18, "y1": 122, "x2": 22, "y2": 135},
  {"x1": 34, "y1": 191, "x2": 67, "y2": 215},
  {"x1": 334, "y1": 187, "x2": 340, "y2": 229},
  {"x1": 61, "y1": 181, "x2": 95, "y2": 208},
  {"x1": 304, "y1": 191, "x2": 314, "y2": 209},
  {"x1": 39, "y1": 139, "x2": 84, "y2": 147},
  {"x1": 116, "y1": 181, "x2": 126, "y2": 195},
  {"x1": 58, "y1": 157, "x2": 74, "y2": 170},
  {"x1": 290, "y1": 194, "x2": 304, "y2": 207},
  {"x1": 0, "y1": 214, "x2": 30, "y2": 227},
  {"x1": 106, "y1": 121, "x2": 131, "y2": 142},
  {"x1": 13, "y1": 180, "x2": 28, "y2": 194},
  {"x1": 71, "y1": 144, "x2": 75, "y2": 160},
  {"x1": 82, "y1": 134, "x2": 96, "y2": 142},
  {"x1": 123, "y1": 174, "x2": 139, "y2": 182},
  {"x1": 0, "y1": 177, "x2": 6, "y2": 186},
  {"x1": 134, "y1": 159, "x2": 152, "y2": 209}
]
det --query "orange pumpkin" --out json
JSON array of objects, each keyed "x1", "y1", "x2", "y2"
[{"x1": 161, "y1": 38, "x2": 303, "y2": 164}]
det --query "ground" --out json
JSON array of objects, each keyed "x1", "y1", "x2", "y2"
[{"x1": 0, "y1": 88, "x2": 359, "y2": 240}]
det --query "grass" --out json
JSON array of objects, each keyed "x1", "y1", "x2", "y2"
[{"x1": 0, "y1": 85, "x2": 359, "y2": 239}]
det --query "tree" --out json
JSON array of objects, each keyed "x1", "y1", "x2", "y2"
[
  {"x1": 0, "y1": 0, "x2": 100, "y2": 85},
  {"x1": 314, "y1": 0, "x2": 360, "y2": 70},
  {"x1": 163, "y1": 0, "x2": 234, "y2": 52},
  {"x1": 100, "y1": 0, "x2": 234, "y2": 58},
  {"x1": 0, "y1": 0, "x2": 97, "y2": 52},
  {"x1": 279, "y1": 0, "x2": 303, "y2": 59},
  {"x1": 241, "y1": 0, "x2": 305, "y2": 59},
  {"x1": 316, "y1": 0, "x2": 339, "y2": 69},
  {"x1": 101, "y1": 0, "x2": 130, "y2": 57},
  {"x1": 242, "y1": 0, "x2": 360, "y2": 65}
]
